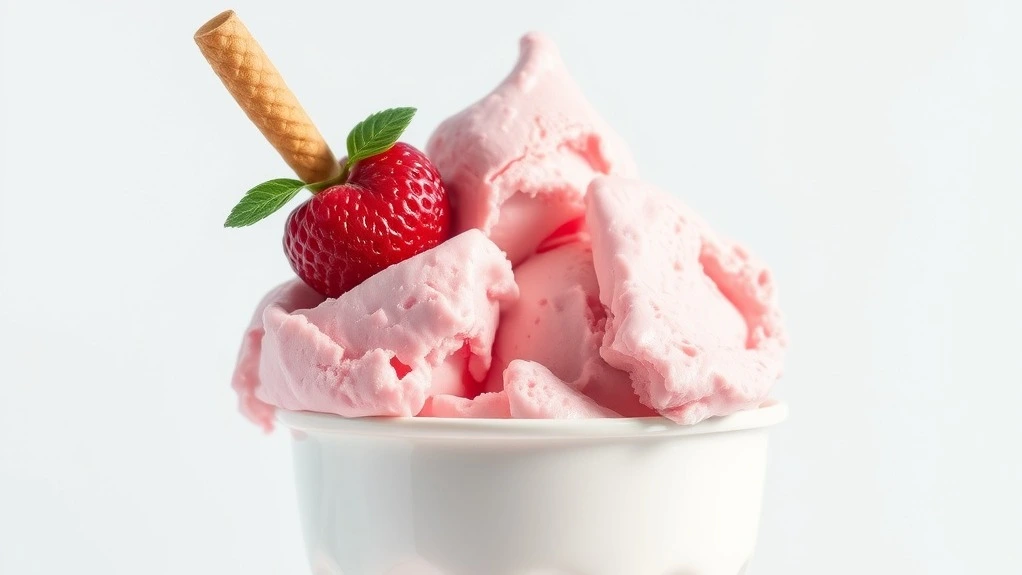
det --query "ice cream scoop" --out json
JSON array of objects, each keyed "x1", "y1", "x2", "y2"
[
  {"x1": 224, "y1": 29, "x2": 786, "y2": 428},
  {"x1": 426, "y1": 33, "x2": 637, "y2": 264},
  {"x1": 503, "y1": 360, "x2": 620, "y2": 418},
  {"x1": 419, "y1": 392, "x2": 512, "y2": 419},
  {"x1": 424, "y1": 358, "x2": 622, "y2": 419},
  {"x1": 232, "y1": 279, "x2": 324, "y2": 432},
  {"x1": 231, "y1": 230, "x2": 517, "y2": 428},
  {"x1": 487, "y1": 240, "x2": 654, "y2": 416},
  {"x1": 586, "y1": 176, "x2": 787, "y2": 424}
]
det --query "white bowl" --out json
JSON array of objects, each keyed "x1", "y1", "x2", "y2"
[{"x1": 278, "y1": 402, "x2": 788, "y2": 575}]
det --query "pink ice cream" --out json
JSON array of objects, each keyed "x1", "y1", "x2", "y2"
[
  {"x1": 504, "y1": 360, "x2": 620, "y2": 419},
  {"x1": 487, "y1": 240, "x2": 654, "y2": 416},
  {"x1": 424, "y1": 359, "x2": 622, "y2": 419},
  {"x1": 231, "y1": 230, "x2": 517, "y2": 429},
  {"x1": 232, "y1": 279, "x2": 325, "y2": 431},
  {"x1": 231, "y1": 33, "x2": 787, "y2": 426},
  {"x1": 426, "y1": 32, "x2": 636, "y2": 264},
  {"x1": 420, "y1": 392, "x2": 512, "y2": 419},
  {"x1": 585, "y1": 176, "x2": 787, "y2": 424}
]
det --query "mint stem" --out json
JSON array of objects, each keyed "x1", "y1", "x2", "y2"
[
  {"x1": 308, "y1": 107, "x2": 415, "y2": 193},
  {"x1": 307, "y1": 167, "x2": 348, "y2": 193}
]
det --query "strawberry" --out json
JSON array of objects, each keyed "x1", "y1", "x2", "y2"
[
  {"x1": 283, "y1": 142, "x2": 450, "y2": 297},
  {"x1": 225, "y1": 108, "x2": 452, "y2": 298}
]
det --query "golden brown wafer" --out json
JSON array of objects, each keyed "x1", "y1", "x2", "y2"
[{"x1": 195, "y1": 10, "x2": 338, "y2": 183}]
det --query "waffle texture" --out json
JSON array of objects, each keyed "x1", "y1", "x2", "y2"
[{"x1": 195, "y1": 10, "x2": 337, "y2": 183}]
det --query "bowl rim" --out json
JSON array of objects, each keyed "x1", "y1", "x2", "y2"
[{"x1": 277, "y1": 401, "x2": 788, "y2": 440}]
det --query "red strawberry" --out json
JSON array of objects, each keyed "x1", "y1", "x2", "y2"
[
  {"x1": 224, "y1": 107, "x2": 453, "y2": 298},
  {"x1": 284, "y1": 142, "x2": 451, "y2": 297}
]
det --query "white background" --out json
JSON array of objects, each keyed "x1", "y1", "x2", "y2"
[{"x1": 1, "y1": 0, "x2": 1020, "y2": 573}]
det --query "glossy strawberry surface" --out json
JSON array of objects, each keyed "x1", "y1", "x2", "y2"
[{"x1": 284, "y1": 142, "x2": 451, "y2": 297}]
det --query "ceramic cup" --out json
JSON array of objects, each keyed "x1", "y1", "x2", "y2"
[{"x1": 278, "y1": 402, "x2": 787, "y2": 575}]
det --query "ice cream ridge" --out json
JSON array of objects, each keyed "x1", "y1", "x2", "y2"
[{"x1": 196, "y1": 11, "x2": 786, "y2": 431}]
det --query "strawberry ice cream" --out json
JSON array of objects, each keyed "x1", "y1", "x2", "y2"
[
  {"x1": 232, "y1": 230, "x2": 517, "y2": 430},
  {"x1": 421, "y1": 360, "x2": 621, "y2": 419},
  {"x1": 229, "y1": 33, "x2": 785, "y2": 428},
  {"x1": 203, "y1": 14, "x2": 789, "y2": 574},
  {"x1": 426, "y1": 32, "x2": 636, "y2": 265},
  {"x1": 486, "y1": 240, "x2": 654, "y2": 417},
  {"x1": 586, "y1": 176, "x2": 787, "y2": 424},
  {"x1": 233, "y1": 279, "x2": 324, "y2": 431},
  {"x1": 504, "y1": 360, "x2": 621, "y2": 419},
  {"x1": 420, "y1": 392, "x2": 512, "y2": 419}
]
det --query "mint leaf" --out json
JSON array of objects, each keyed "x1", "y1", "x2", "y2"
[
  {"x1": 345, "y1": 107, "x2": 416, "y2": 165},
  {"x1": 224, "y1": 178, "x2": 307, "y2": 227}
]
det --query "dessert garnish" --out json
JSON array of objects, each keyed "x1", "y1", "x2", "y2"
[{"x1": 195, "y1": 11, "x2": 450, "y2": 297}]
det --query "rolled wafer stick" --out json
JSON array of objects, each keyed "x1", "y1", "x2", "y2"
[{"x1": 194, "y1": 10, "x2": 339, "y2": 183}]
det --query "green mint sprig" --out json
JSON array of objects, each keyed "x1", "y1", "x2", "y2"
[
  {"x1": 224, "y1": 178, "x2": 306, "y2": 227},
  {"x1": 224, "y1": 107, "x2": 417, "y2": 228},
  {"x1": 345, "y1": 107, "x2": 416, "y2": 166}
]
